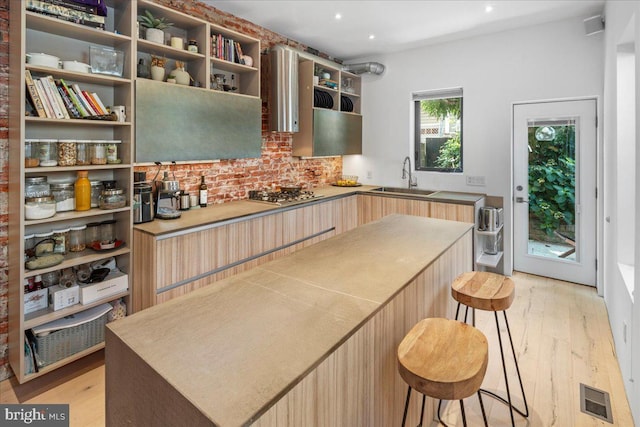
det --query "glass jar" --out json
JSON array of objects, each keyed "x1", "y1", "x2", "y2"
[
  {"x1": 25, "y1": 139, "x2": 40, "y2": 167},
  {"x1": 102, "y1": 180, "x2": 116, "y2": 190},
  {"x1": 50, "y1": 182, "x2": 75, "y2": 212},
  {"x1": 57, "y1": 139, "x2": 77, "y2": 166},
  {"x1": 99, "y1": 188, "x2": 126, "y2": 209},
  {"x1": 100, "y1": 219, "x2": 116, "y2": 245},
  {"x1": 24, "y1": 234, "x2": 35, "y2": 260},
  {"x1": 41, "y1": 270, "x2": 60, "y2": 288},
  {"x1": 25, "y1": 176, "x2": 50, "y2": 198},
  {"x1": 25, "y1": 196, "x2": 56, "y2": 220},
  {"x1": 76, "y1": 140, "x2": 91, "y2": 165},
  {"x1": 38, "y1": 138, "x2": 58, "y2": 167},
  {"x1": 74, "y1": 263, "x2": 91, "y2": 282},
  {"x1": 86, "y1": 222, "x2": 101, "y2": 247},
  {"x1": 69, "y1": 225, "x2": 86, "y2": 252},
  {"x1": 91, "y1": 141, "x2": 107, "y2": 165},
  {"x1": 106, "y1": 140, "x2": 121, "y2": 164},
  {"x1": 90, "y1": 181, "x2": 103, "y2": 208},
  {"x1": 52, "y1": 227, "x2": 70, "y2": 254},
  {"x1": 188, "y1": 39, "x2": 198, "y2": 53},
  {"x1": 34, "y1": 231, "x2": 54, "y2": 256},
  {"x1": 59, "y1": 268, "x2": 76, "y2": 288}
]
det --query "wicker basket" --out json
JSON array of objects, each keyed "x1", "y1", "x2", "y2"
[{"x1": 34, "y1": 311, "x2": 108, "y2": 367}]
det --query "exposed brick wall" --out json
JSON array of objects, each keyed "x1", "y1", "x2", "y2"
[{"x1": 0, "y1": 0, "x2": 342, "y2": 380}]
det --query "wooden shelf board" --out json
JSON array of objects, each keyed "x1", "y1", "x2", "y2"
[
  {"x1": 24, "y1": 116, "x2": 132, "y2": 126},
  {"x1": 25, "y1": 247, "x2": 130, "y2": 278},
  {"x1": 210, "y1": 57, "x2": 258, "y2": 74},
  {"x1": 26, "y1": 64, "x2": 131, "y2": 86},
  {"x1": 22, "y1": 342, "x2": 106, "y2": 382},
  {"x1": 24, "y1": 291, "x2": 129, "y2": 329},
  {"x1": 476, "y1": 251, "x2": 503, "y2": 268},
  {"x1": 475, "y1": 224, "x2": 503, "y2": 236},
  {"x1": 137, "y1": 39, "x2": 206, "y2": 62},
  {"x1": 25, "y1": 206, "x2": 131, "y2": 227},
  {"x1": 25, "y1": 164, "x2": 132, "y2": 174},
  {"x1": 26, "y1": 12, "x2": 131, "y2": 46}
]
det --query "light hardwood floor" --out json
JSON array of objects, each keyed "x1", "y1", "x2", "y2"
[{"x1": 1, "y1": 272, "x2": 634, "y2": 426}]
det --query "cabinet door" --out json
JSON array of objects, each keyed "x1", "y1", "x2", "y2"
[
  {"x1": 429, "y1": 201, "x2": 475, "y2": 223},
  {"x1": 312, "y1": 109, "x2": 362, "y2": 156}
]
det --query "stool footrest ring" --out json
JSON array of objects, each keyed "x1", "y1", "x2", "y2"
[{"x1": 479, "y1": 388, "x2": 530, "y2": 418}]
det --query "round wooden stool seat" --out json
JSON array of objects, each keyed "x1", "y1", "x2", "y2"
[
  {"x1": 452, "y1": 271, "x2": 515, "y2": 312},
  {"x1": 397, "y1": 318, "x2": 488, "y2": 401}
]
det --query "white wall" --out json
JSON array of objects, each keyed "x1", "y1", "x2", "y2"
[
  {"x1": 603, "y1": 1, "x2": 640, "y2": 423},
  {"x1": 344, "y1": 16, "x2": 603, "y2": 275}
]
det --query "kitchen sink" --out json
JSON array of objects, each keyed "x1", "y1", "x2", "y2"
[{"x1": 371, "y1": 187, "x2": 435, "y2": 196}]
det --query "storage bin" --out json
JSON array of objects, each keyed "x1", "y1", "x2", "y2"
[{"x1": 32, "y1": 304, "x2": 112, "y2": 367}]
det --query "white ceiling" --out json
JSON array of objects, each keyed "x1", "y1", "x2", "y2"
[{"x1": 203, "y1": 0, "x2": 605, "y2": 61}]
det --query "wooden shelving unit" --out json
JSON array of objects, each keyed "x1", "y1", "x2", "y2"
[
  {"x1": 9, "y1": 0, "x2": 264, "y2": 383},
  {"x1": 475, "y1": 225, "x2": 504, "y2": 268}
]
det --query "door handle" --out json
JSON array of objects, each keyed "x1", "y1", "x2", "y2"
[{"x1": 515, "y1": 197, "x2": 529, "y2": 204}]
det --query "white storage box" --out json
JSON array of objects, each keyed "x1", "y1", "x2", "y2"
[
  {"x1": 49, "y1": 284, "x2": 79, "y2": 311},
  {"x1": 24, "y1": 288, "x2": 48, "y2": 314},
  {"x1": 80, "y1": 271, "x2": 128, "y2": 305}
]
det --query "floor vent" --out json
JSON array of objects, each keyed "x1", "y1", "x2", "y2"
[{"x1": 580, "y1": 383, "x2": 613, "y2": 423}]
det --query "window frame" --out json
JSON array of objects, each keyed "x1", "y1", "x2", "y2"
[{"x1": 413, "y1": 88, "x2": 463, "y2": 173}]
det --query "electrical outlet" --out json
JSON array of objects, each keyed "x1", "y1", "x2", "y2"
[
  {"x1": 366, "y1": 170, "x2": 373, "y2": 180},
  {"x1": 466, "y1": 175, "x2": 486, "y2": 186}
]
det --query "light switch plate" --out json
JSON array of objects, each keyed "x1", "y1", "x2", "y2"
[{"x1": 466, "y1": 175, "x2": 486, "y2": 186}]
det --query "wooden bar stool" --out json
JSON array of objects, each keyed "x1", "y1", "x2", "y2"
[
  {"x1": 452, "y1": 272, "x2": 529, "y2": 426},
  {"x1": 397, "y1": 318, "x2": 489, "y2": 427}
]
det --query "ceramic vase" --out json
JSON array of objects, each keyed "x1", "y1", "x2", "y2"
[
  {"x1": 150, "y1": 65, "x2": 165, "y2": 81},
  {"x1": 145, "y1": 28, "x2": 164, "y2": 44},
  {"x1": 171, "y1": 67, "x2": 191, "y2": 85}
]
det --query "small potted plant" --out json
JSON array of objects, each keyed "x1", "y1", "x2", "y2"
[{"x1": 138, "y1": 10, "x2": 173, "y2": 44}]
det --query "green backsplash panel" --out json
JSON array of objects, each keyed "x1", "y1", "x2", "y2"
[{"x1": 135, "y1": 79, "x2": 261, "y2": 162}]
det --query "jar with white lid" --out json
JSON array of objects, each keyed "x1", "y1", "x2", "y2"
[
  {"x1": 106, "y1": 140, "x2": 121, "y2": 164},
  {"x1": 91, "y1": 141, "x2": 107, "y2": 165},
  {"x1": 50, "y1": 182, "x2": 75, "y2": 212},
  {"x1": 52, "y1": 227, "x2": 70, "y2": 254},
  {"x1": 25, "y1": 176, "x2": 50, "y2": 198},
  {"x1": 38, "y1": 139, "x2": 58, "y2": 167},
  {"x1": 76, "y1": 140, "x2": 91, "y2": 165},
  {"x1": 25, "y1": 139, "x2": 40, "y2": 167},
  {"x1": 57, "y1": 139, "x2": 77, "y2": 166},
  {"x1": 69, "y1": 225, "x2": 86, "y2": 252},
  {"x1": 90, "y1": 180, "x2": 103, "y2": 208},
  {"x1": 25, "y1": 196, "x2": 56, "y2": 220}
]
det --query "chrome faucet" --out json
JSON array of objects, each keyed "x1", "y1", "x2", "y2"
[{"x1": 402, "y1": 156, "x2": 417, "y2": 189}]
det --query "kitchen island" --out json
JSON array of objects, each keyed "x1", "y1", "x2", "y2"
[{"x1": 106, "y1": 214, "x2": 473, "y2": 426}]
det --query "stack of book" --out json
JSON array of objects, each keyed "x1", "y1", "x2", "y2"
[
  {"x1": 211, "y1": 33, "x2": 244, "y2": 64},
  {"x1": 26, "y1": 0, "x2": 107, "y2": 30},
  {"x1": 25, "y1": 70, "x2": 112, "y2": 120}
]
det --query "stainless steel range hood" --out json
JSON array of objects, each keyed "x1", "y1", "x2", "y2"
[{"x1": 269, "y1": 45, "x2": 299, "y2": 133}]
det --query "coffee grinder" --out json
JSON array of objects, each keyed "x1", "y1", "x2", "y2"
[
  {"x1": 155, "y1": 171, "x2": 181, "y2": 219},
  {"x1": 133, "y1": 172, "x2": 154, "y2": 224}
]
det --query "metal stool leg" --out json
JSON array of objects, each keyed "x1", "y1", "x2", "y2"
[
  {"x1": 478, "y1": 310, "x2": 529, "y2": 426},
  {"x1": 402, "y1": 385, "x2": 411, "y2": 427},
  {"x1": 418, "y1": 394, "x2": 426, "y2": 427},
  {"x1": 478, "y1": 390, "x2": 488, "y2": 427},
  {"x1": 459, "y1": 400, "x2": 467, "y2": 427},
  {"x1": 436, "y1": 399, "x2": 449, "y2": 427}
]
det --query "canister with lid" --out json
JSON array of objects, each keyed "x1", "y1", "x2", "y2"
[
  {"x1": 50, "y1": 182, "x2": 75, "y2": 212},
  {"x1": 90, "y1": 180, "x2": 103, "y2": 208},
  {"x1": 57, "y1": 139, "x2": 77, "y2": 166},
  {"x1": 52, "y1": 227, "x2": 70, "y2": 254},
  {"x1": 100, "y1": 219, "x2": 116, "y2": 245},
  {"x1": 91, "y1": 141, "x2": 107, "y2": 165},
  {"x1": 25, "y1": 196, "x2": 56, "y2": 220},
  {"x1": 86, "y1": 222, "x2": 101, "y2": 247},
  {"x1": 38, "y1": 139, "x2": 58, "y2": 167},
  {"x1": 106, "y1": 140, "x2": 121, "y2": 164},
  {"x1": 25, "y1": 139, "x2": 39, "y2": 167},
  {"x1": 76, "y1": 140, "x2": 91, "y2": 165},
  {"x1": 99, "y1": 188, "x2": 126, "y2": 209},
  {"x1": 69, "y1": 225, "x2": 86, "y2": 252},
  {"x1": 25, "y1": 176, "x2": 50, "y2": 198}
]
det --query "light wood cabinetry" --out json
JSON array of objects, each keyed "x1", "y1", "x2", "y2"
[
  {"x1": 9, "y1": 0, "x2": 135, "y2": 383},
  {"x1": 357, "y1": 194, "x2": 477, "y2": 225},
  {"x1": 132, "y1": 197, "x2": 358, "y2": 310},
  {"x1": 293, "y1": 60, "x2": 362, "y2": 157}
]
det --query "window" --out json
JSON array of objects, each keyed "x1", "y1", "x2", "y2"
[{"x1": 413, "y1": 88, "x2": 463, "y2": 172}]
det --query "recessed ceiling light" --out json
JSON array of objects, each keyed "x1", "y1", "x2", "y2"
[
  {"x1": 369, "y1": 34, "x2": 375, "y2": 40},
  {"x1": 485, "y1": 5, "x2": 493, "y2": 13},
  {"x1": 335, "y1": 13, "x2": 342, "y2": 20}
]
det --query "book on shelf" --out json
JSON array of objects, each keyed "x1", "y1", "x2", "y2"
[
  {"x1": 38, "y1": 77, "x2": 65, "y2": 119},
  {"x1": 211, "y1": 33, "x2": 244, "y2": 64},
  {"x1": 24, "y1": 70, "x2": 47, "y2": 118},
  {"x1": 82, "y1": 90, "x2": 106, "y2": 115},
  {"x1": 33, "y1": 79, "x2": 55, "y2": 118},
  {"x1": 26, "y1": 0, "x2": 106, "y2": 29},
  {"x1": 54, "y1": 80, "x2": 81, "y2": 118},
  {"x1": 45, "y1": 75, "x2": 70, "y2": 119},
  {"x1": 71, "y1": 84, "x2": 97, "y2": 115},
  {"x1": 59, "y1": 79, "x2": 89, "y2": 117},
  {"x1": 40, "y1": 0, "x2": 102, "y2": 16},
  {"x1": 91, "y1": 92, "x2": 108, "y2": 115}
]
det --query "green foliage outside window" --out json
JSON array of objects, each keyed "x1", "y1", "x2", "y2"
[
  {"x1": 418, "y1": 98, "x2": 462, "y2": 171},
  {"x1": 528, "y1": 126, "x2": 576, "y2": 236}
]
